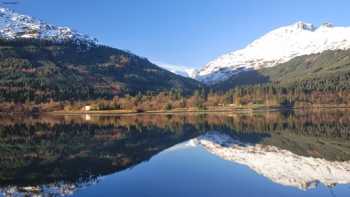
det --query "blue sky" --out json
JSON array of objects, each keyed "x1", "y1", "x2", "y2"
[{"x1": 10, "y1": 0, "x2": 350, "y2": 69}]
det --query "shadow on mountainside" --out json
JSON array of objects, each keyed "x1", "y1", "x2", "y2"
[{"x1": 212, "y1": 70, "x2": 270, "y2": 91}]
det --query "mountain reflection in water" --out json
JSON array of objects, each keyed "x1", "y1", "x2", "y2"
[
  {"x1": 196, "y1": 132, "x2": 350, "y2": 190},
  {"x1": 1, "y1": 110, "x2": 350, "y2": 196}
]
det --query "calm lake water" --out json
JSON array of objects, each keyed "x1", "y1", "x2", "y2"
[{"x1": 1, "y1": 110, "x2": 350, "y2": 197}]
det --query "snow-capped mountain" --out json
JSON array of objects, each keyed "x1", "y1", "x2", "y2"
[
  {"x1": 164, "y1": 68, "x2": 197, "y2": 78},
  {"x1": 195, "y1": 21, "x2": 350, "y2": 84},
  {"x1": 196, "y1": 132, "x2": 350, "y2": 190},
  {"x1": 0, "y1": 7, "x2": 96, "y2": 44},
  {"x1": 172, "y1": 68, "x2": 197, "y2": 78},
  {"x1": 154, "y1": 61, "x2": 197, "y2": 78}
]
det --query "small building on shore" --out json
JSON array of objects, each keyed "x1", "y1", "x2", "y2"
[{"x1": 82, "y1": 105, "x2": 91, "y2": 111}]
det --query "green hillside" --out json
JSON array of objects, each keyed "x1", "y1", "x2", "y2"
[
  {"x1": 0, "y1": 39, "x2": 203, "y2": 102},
  {"x1": 262, "y1": 49, "x2": 350, "y2": 90}
]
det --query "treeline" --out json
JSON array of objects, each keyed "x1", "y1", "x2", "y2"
[
  {"x1": 3, "y1": 84, "x2": 350, "y2": 113},
  {"x1": 65, "y1": 81, "x2": 350, "y2": 112}
]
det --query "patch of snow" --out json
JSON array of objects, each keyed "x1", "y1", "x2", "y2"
[
  {"x1": 169, "y1": 68, "x2": 197, "y2": 78},
  {"x1": 153, "y1": 60, "x2": 197, "y2": 78}
]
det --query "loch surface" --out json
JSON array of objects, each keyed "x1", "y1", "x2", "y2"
[{"x1": 1, "y1": 110, "x2": 350, "y2": 197}]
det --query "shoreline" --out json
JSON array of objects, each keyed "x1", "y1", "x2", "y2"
[
  {"x1": 2, "y1": 105, "x2": 350, "y2": 116},
  {"x1": 47, "y1": 105, "x2": 350, "y2": 116}
]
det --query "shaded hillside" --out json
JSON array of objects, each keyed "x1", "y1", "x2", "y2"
[
  {"x1": 212, "y1": 70, "x2": 269, "y2": 90},
  {"x1": 0, "y1": 39, "x2": 203, "y2": 102}
]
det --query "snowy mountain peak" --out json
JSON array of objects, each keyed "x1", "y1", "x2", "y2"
[
  {"x1": 320, "y1": 22, "x2": 334, "y2": 28},
  {"x1": 294, "y1": 21, "x2": 315, "y2": 31},
  {"x1": 0, "y1": 7, "x2": 97, "y2": 44},
  {"x1": 195, "y1": 21, "x2": 350, "y2": 84}
]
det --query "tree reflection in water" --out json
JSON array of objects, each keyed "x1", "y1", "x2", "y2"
[{"x1": 1, "y1": 109, "x2": 350, "y2": 196}]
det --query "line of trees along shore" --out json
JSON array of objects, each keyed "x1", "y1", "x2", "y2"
[{"x1": 2, "y1": 84, "x2": 350, "y2": 113}]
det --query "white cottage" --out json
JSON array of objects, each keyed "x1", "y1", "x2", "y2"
[{"x1": 83, "y1": 105, "x2": 91, "y2": 111}]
